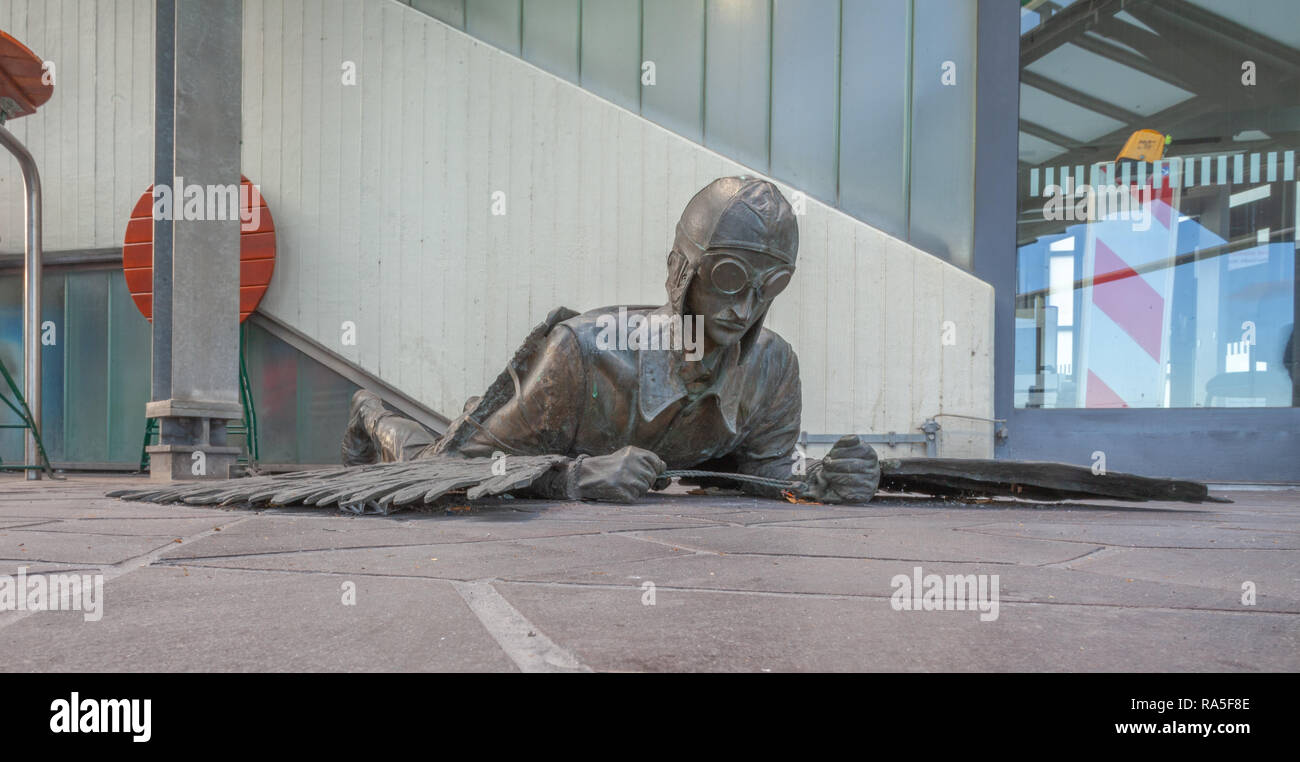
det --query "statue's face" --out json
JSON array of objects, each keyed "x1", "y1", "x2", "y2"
[{"x1": 684, "y1": 248, "x2": 794, "y2": 350}]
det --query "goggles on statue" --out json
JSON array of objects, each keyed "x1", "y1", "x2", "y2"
[{"x1": 702, "y1": 253, "x2": 793, "y2": 300}]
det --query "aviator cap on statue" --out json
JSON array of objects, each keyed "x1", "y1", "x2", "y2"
[
  {"x1": 673, "y1": 176, "x2": 799, "y2": 265},
  {"x1": 667, "y1": 177, "x2": 800, "y2": 319},
  {"x1": 665, "y1": 177, "x2": 800, "y2": 357}
]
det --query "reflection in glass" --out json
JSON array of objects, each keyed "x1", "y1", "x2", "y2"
[{"x1": 1016, "y1": 0, "x2": 1299, "y2": 408}]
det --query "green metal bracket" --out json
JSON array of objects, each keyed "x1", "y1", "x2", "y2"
[{"x1": 0, "y1": 352, "x2": 54, "y2": 476}]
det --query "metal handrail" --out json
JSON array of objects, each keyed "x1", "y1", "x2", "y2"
[{"x1": 0, "y1": 120, "x2": 43, "y2": 480}]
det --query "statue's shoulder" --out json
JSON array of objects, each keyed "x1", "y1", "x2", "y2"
[
  {"x1": 555, "y1": 304, "x2": 660, "y2": 350},
  {"x1": 740, "y1": 326, "x2": 800, "y2": 386},
  {"x1": 752, "y1": 325, "x2": 793, "y2": 352},
  {"x1": 563, "y1": 304, "x2": 661, "y2": 325},
  {"x1": 749, "y1": 325, "x2": 797, "y2": 361}
]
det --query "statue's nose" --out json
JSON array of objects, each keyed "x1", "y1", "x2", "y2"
[{"x1": 728, "y1": 288, "x2": 759, "y2": 322}]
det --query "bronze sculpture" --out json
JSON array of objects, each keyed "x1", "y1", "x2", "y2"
[
  {"x1": 111, "y1": 177, "x2": 1224, "y2": 511},
  {"x1": 342, "y1": 177, "x2": 880, "y2": 504}
]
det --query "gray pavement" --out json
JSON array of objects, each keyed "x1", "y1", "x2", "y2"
[{"x1": 0, "y1": 474, "x2": 1296, "y2": 672}]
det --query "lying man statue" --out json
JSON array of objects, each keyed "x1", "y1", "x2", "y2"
[{"x1": 341, "y1": 176, "x2": 880, "y2": 504}]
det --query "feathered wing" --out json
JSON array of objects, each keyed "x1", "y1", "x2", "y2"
[{"x1": 107, "y1": 455, "x2": 569, "y2": 509}]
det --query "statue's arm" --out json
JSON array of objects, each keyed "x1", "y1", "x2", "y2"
[
  {"x1": 454, "y1": 327, "x2": 591, "y2": 500},
  {"x1": 729, "y1": 345, "x2": 880, "y2": 504},
  {"x1": 731, "y1": 347, "x2": 809, "y2": 499},
  {"x1": 456, "y1": 325, "x2": 586, "y2": 461}
]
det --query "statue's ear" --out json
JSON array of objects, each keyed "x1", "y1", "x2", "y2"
[
  {"x1": 666, "y1": 249, "x2": 690, "y2": 291},
  {"x1": 667, "y1": 248, "x2": 687, "y2": 274}
]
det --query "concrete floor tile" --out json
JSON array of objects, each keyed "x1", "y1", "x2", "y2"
[
  {"x1": 0, "y1": 566, "x2": 515, "y2": 672},
  {"x1": 0, "y1": 528, "x2": 179, "y2": 565},
  {"x1": 495, "y1": 582, "x2": 1299, "y2": 672},
  {"x1": 961, "y1": 521, "x2": 1300, "y2": 549},
  {"x1": 1071, "y1": 546, "x2": 1300, "y2": 599},
  {"x1": 620, "y1": 524, "x2": 1099, "y2": 564},
  {"x1": 165, "y1": 532, "x2": 685, "y2": 581}
]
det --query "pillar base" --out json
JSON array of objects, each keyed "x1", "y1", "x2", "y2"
[
  {"x1": 145, "y1": 400, "x2": 244, "y2": 420},
  {"x1": 145, "y1": 399, "x2": 244, "y2": 481},
  {"x1": 146, "y1": 444, "x2": 241, "y2": 481}
]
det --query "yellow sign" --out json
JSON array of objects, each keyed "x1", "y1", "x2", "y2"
[{"x1": 1116, "y1": 129, "x2": 1166, "y2": 162}]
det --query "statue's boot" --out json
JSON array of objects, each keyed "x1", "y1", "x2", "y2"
[
  {"x1": 341, "y1": 389, "x2": 440, "y2": 465},
  {"x1": 341, "y1": 389, "x2": 382, "y2": 465}
]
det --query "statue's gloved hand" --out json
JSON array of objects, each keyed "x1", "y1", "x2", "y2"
[
  {"x1": 803, "y1": 435, "x2": 880, "y2": 504},
  {"x1": 571, "y1": 446, "x2": 667, "y2": 503}
]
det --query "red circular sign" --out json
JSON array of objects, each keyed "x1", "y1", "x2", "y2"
[
  {"x1": 0, "y1": 31, "x2": 54, "y2": 118},
  {"x1": 122, "y1": 176, "x2": 276, "y2": 323}
]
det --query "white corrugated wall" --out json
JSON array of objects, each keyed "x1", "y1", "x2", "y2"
[
  {"x1": 0, "y1": 0, "x2": 153, "y2": 255},
  {"x1": 0, "y1": 0, "x2": 994, "y2": 457}
]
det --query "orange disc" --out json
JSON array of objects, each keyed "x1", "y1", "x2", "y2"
[
  {"x1": 0, "y1": 31, "x2": 54, "y2": 118},
  {"x1": 122, "y1": 176, "x2": 275, "y2": 323}
]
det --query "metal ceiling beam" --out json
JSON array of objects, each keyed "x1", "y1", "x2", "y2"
[
  {"x1": 1020, "y1": 70, "x2": 1142, "y2": 125},
  {"x1": 1026, "y1": 92, "x2": 1223, "y2": 173},
  {"x1": 1070, "y1": 31, "x2": 1195, "y2": 92},
  {"x1": 1092, "y1": 13, "x2": 1247, "y2": 98},
  {"x1": 1018, "y1": 119, "x2": 1080, "y2": 151},
  {"x1": 1132, "y1": 0, "x2": 1300, "y2": 77},
  {"x1": 1020, "y1": 0, "x2": 1128, "y2": 66}
]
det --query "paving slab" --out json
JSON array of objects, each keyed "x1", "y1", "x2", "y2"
[
  {"x1": 0, "y1": 528, "x2": 181, "y2": 565},
  {"x1": 1197, "y1": 489, "x2": 1300, "y2": 510},
  {"x1": 0, "y1": 474, "x2": 1294, "y2": 672},
  {"x1": 765, "y1": 504, "x2": 1213, "y2": 526},
  {"x1": 155, "y1": 512, "x2": 715, "y2": 561},
  {"x1": 961, "y1": 521, "x2": 1300, "y2": 549},
  {"x1": 510, "y1": 494, "x2": 916, "y2": 525},
  {"x1": 0, "y1": 558, "x2": 114, "y2": 575},
  {"x1": 0, "y1": 496, "x2": 233, "y2": 521},
  {"x1": 494, "y1": 582, "x2": 1300, "y2": 672},
  {"x1": 13, "y1": 517, "x2": 230, "y2": 537},
  {"x1": 621, "y1": 523, "x2": 1100, "y2": 564},
  {"x1": 163, "y1": 532, "x2": 686, "y2": 581},
  {"x1": 504, "y1": 550, "x2": 1300, "y2": 612},
  {"x1": 1071, "y1": 546, "x2": 1300, "y2": 599},
  {"x1": 0, "y1": 519, "x2": 58, "y2": 530},
  {"x1": 0, "y1": 565, "x2": 515, "y2": 672}
]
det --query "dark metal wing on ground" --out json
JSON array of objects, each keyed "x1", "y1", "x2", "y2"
[
  {"x1": 107, "y1": 455, "x2": 569, "y2": 510},
  {"x1": 877, "y1": 458, "x2": 1230, "y2": 503}
]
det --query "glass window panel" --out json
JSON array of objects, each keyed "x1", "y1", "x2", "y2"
[
  {"x1": 294, "y1": 342, "x2": 363, "y2": 465},
  {"x1": 1015, "y1": 0, "x2": 1300, "y2": 409},
  {"x1": 522, "y1": 0, "x2": 579, "y2": 83},
  {"x1": 39, "y1": 273, "x2": 65, "y2": 462},
  {"x1": 412, "y1": 0, "x2": 467, "y2": 30},
  {"x1": 704, "y1": 0, "x2": 771, "y2": 172},
  {"x1": 579, "y1": 0, "x2": 641, "y2": 111},
  {"x1": 466, "y1": 0, "x2": 521, "y2": 55},
  {"x1": 0, "y1": 272, "x2": 66, "y2": 465},
  {"x1": 243, "y1": 320, "x2": 302, "y2": 464},
  {"x1": 769, "y1": 0, "x2": 839, "y2": 204},
  {"x1": 0, "y1": 275, "x2": 23, "y2": 464},
  {"x1": 106, "y1": 270, "x2": 151, "y2": 463},
  {"x1": 642, "y1": 0, "x2": 705, "y2": 143},
  {"x1": 908, "y1": 0, "x2": 976, "y2": 268},
  {"x1": 243, "y1": 322, "x2": 360, "y2": 465},
  {"x1": 837, "y1": 0, "x2": 908, "y2": 237},
  {"x1": 62, "y1": 271, "x2": 110, "y2": 463}
]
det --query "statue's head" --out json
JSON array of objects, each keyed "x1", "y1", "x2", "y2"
[{"x1": 666, "y1": 177, "x2": 799, "y2": 356}]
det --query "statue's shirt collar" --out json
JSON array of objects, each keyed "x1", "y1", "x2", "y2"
[{"x1": 636, "y1": 308, "x2": 743, "y2": 433}]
